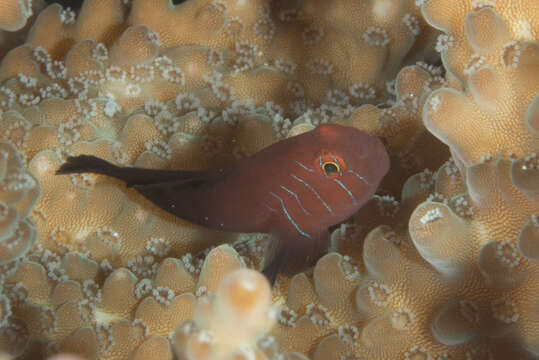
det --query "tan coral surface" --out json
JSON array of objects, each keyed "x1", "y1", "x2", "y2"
[{"x1": 0, "y1": 0, "x2": 538, "y2": 359}]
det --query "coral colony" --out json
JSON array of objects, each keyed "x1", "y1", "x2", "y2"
[{"x1": 0, "y1": 0, "x2": 538, "y2": 359}]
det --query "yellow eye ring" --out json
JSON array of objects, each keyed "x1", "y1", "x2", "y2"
[{"x1": 322, "y1": 161, "x2": 341, "y2": 176}]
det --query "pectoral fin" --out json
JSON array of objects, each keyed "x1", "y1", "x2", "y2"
[{"x1": 262, "y1": 230, "x2": 330, "y2": 284}]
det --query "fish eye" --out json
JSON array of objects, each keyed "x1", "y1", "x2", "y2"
[{"x1": 322, "y1": 161, "x2": 340, "y2": 176}]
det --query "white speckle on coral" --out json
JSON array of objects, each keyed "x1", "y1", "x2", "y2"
[
  {"x1": 225, "y1": 16, "x2": 243, "y2": 38},
  {"x1": 416, "y1": 61, "x2": 443, "y2": 76},
  {"x1": 338, "y1": 325, "x2": 359, "y2": 345},
  {"x1": 306, "y1": 58, "x2": 333, "y2": 75},
  {"x1": 182, "y1": 253, "x2": 203, "y2": 274},
  {"x1": 103, "y1": 93, "x2": 121, "y2": 117},
  {"x1": 146, "y1": 31, "x2": 161, "y2": 46},
  {"x1": 349, "y1": 83, "x2": 376, "y2": 100},
  {"x1": 471, "y1": 0, "x2": 496, "y2": 9},
  {"x1": 46, "y1": 60, "x2": 67, "y2": 80},
  {"x1": 501, "y1": 41, "x2": 521, "y2": 69},
  {"x1": 81, "y1": 69, "x2": 104, "y2": 85},
  {"x1": 144, "y1": 139, "x2": 172, "y2": 160},
  {"x1": 480, "y1": 154, "x2": 493, "y2": 163},
  {"x1": 429, "y1": 95, "x2": 441, "y2": 112},
  {"x1": 33, "y1": 46, "x2": 51, "y2": 63},
  {"x1": 75, "y1": 98, "x2": 97, "y2": 119},
  {"x1": 3, "y1": 120, "x2": 30, "y2": 147},
  {"x1": 452, "y1": 194, "x2": 475, "y2": 218},
  {"x1": 198, "y1": 329, "x2": 215, "y2": 344},
  {"x1": 130, "y1": 64, "x2": 154, "y2": 83},
  {"x1": 57, "y1": 118, "x2": 82, "y2": 146},
  {"x1": 147, "y1": 58, "x2": 168, "y2": 75},
  {"x1": 82, "y1": 279, "x2": 102, "y2": 302},
  {"x1": 418, "y1": 169, "x2": 435, "y2": 189},
  {"x1": 278, "y1": 306, "x2": 298, "y2": 327},
  {"x1": 435, "y1": 34, "x2": 454, "y2": 53},
  {"x1": 132, "y1": 318, "x2": 150, "y2": 337},
  {"x1": 68, "y1": 77, "x2": 89, "y2": 99},
  {"x1": 232, "y1": 55, "x2": 255, "y2": 73},
  {"x1": 162, "y1": 66, "x2": 185, "y2": 85},
  {"x1": 363, "y1": 26, "x2": 390, "y2": 47},
  {"x1": 464, "y1": 53, "x2": 486, "y2": 75},
  {"x1": 0, "y1": 86, "x2": 16, "y2": 108},
  {"x1": 78, "y1": 299, "x2": 96, "y2": 321},
  {"x1": 368, "y1": 282, "x2": 393, "y2": 307},
  {"x1": 17, "y1": 73, "x2": 37, "y2": 88},
  {"x1": 392, "y1": 309, "x2": 415, "y2": 330},
  {"x1": 496, "y1": 240, "x2": 520, "y2": 268},
  {"x1": 420, "y1": 207, "x2": 443, "y2": 224},
  {"x1": 46, "y1": 261, "x2": 68, "y2": 282},
  {"x1": 403, "y1": 13, "x2": 421, "y2": 36},
  {"x1": 60, "y1": 7, "x2": 76, "y2": 24},
  {"x1": 106, "y1": 66, "x2": 127, "y2": 81},
  {"x1": 427, "y1": 192, "x2": 449, "y2": 204},
  {"x1": 144, "y1": 99, "x2": 166, "y2": 116},
  {"x1": 128, "y1": 255, "x2": 157, "y2": 278},
  {"x1": 405, "y1": 345, "x2": 430, "y2": 360},
  {"x1": 532, "y1": 214, "x2": 539, "y2": 228},
  {"x1": 18, "y1": 93, "x2": 40, "y2": 106},
  {"x1": 520, "y1": 153, "x2": 538, "y2": 170},
  {"x1": 326, "y1": 89, "x2": 350, "y2": 107},
  {"x1": 93, "y1": 43, "x2": 108, "y2": 61},
  {"x1": 40, "y1": 306, "x2": 56, "y2": 333},
  {"x1": 176, "y1": 93, "x2": 200, "y2": 114},
  {"x1": 96, "y1": 227, "x2": 120, "y2": 248},
  {"x1": 373, "y1": 194, "x2": 400, "y2": 217},
  {"x1": 125, "y1": 83, "x2": 141, "y2": 97},
  {"x1": 146, "y1": 237, "x2": 171, "y2": 257},
  {"x1": 512, "y1": 19, "x2": 533, "y2": 40},
  {"x1": 275, "y1": 59, "x2": 297, "y2": 75},
  {"x1": 491, "y1": 299, "x2": 520, "y2": 323},
  {"x1": 96, "y1": 323, "x2": 114, "y2": 354},
  {"x1": 254, "y1": 15, "x2": 275, "y2": 40},
  {"x1": 135, "y1": 279, "x2": 153, "y2": 299},
  {"x1": 306, "y1": 303, "x2": 334, "y2": 326},
  {"x1": 152, "y1": 286, "x2": 174, "y2": 305}
]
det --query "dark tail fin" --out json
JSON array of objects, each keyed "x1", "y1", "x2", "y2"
[
  {"x1": 56, "y1": 155, "x2": 117, "y2": 176},
  {"x1": 56, "y1": 155, "x2": 203, "y2": 188}
]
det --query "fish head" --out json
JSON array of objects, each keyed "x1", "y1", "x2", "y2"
[{"x1": 305, "y1": 124, "x2": 390, "y2": 218}]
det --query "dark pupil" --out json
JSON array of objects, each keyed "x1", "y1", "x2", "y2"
[{"x1": 323, "y1": 162, "x2": 339, "y2": 174}]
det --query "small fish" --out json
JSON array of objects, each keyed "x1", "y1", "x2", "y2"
[{"x1": 56, "y1": 124, "x2": 389, "y2": 283}]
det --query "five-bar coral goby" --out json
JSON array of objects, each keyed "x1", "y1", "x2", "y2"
[{"x1": 55, "y1": 124, "x2": 389, "y2": 283}]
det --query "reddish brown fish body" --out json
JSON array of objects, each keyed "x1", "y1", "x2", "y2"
[{"x1": 56, "y1": 124, "x2": 389, "y2": 282}]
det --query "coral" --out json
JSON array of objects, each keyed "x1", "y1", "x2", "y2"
[
  {"x1": 171, "y1": 268, "x2": 276, "y2": 360},
  {"x1": 0, "y1": 0, "x2": 45, "y2": 60},
  {"x1": 0, "y1": 0, "x2": 538, "y2": 359},
  {"x1": 423, "y1": 9, "x2": 539, "y2": 165},
  {"x1": 0, "y1": 142, "x2": 38, "y2": 265},
  {"x1": 0, "y1": 0, "x2": 32, "y2": 32}
]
